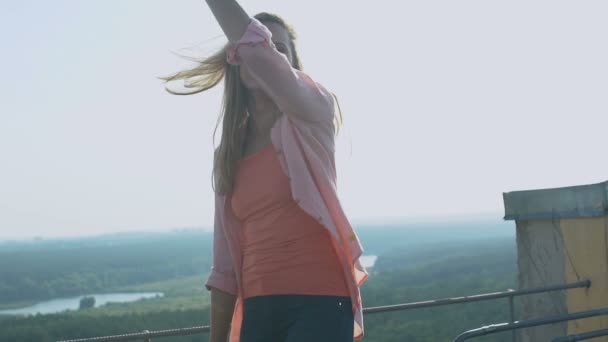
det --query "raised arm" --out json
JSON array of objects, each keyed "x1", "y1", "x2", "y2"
[
  {"x1": 204, "y1": 0, "x2": 250, "y2": 43},
  {"x1": 204, "y1": 0, "x2": 335, "y2": 123}
]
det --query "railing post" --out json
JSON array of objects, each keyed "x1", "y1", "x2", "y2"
[
  {"x1": 142, "y1": 330, "x2": 151, "y2": 342},
  {"x1": 508, "y1": 289, "x2": 516, "y2": 342}
]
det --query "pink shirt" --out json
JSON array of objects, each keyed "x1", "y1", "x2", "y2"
[
  {"x1": 232, "y1": 143, "x2": 350, "y2": 299},
  {"x1": 205, "y1": 18, "x2": 368, "y2": 342}
]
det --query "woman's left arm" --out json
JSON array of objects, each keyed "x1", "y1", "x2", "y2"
[{"x1": 204, "y1": 0, "x2": 335, "y2": 123}]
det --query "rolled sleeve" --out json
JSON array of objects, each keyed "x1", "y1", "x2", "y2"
[
  {"x1": 226, "y1": 18, "x2": 274, "y2": 66},
  {"x1": 205, "y1": 267, "x2": 237, "y2": 295}
]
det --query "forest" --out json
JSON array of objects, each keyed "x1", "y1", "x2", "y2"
[{"x1": 0, "y1": 220, "x2": 520, "y2": 341}]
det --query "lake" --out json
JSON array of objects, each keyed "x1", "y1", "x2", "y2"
[
  {"x1": 0, "y1": 292, "x2": 163, "y2": 316},
  {"x1": 0, "y1": 257, "x2": 377, "y2": 316}
]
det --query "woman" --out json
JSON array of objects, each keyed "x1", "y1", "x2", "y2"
[{"x1": 162, "y1": 1, "x2": 368, "y2": 341}]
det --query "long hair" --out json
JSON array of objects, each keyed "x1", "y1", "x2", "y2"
[{"x1": 160, "y1": 13, "x2": 341, "y2": 195}]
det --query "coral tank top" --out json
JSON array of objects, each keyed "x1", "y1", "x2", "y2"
[{"x1": 231, "y1": 143, "x2": 349, "y2": 299}]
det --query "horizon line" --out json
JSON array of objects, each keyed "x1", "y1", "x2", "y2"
[{"x1": 0, "y1": 211, "x2": 507, "y2": 242}]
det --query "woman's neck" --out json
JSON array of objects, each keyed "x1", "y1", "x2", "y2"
[{"x1": 246, "y1": 90, "x2": 280, "y2": 135}]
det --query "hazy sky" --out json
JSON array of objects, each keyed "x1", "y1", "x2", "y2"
[{"x1": 1, "y1": 1, "x2": 606, "y2": 239}]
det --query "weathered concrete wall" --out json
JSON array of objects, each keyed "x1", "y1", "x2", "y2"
[
  {"x1": 561, "y1": 217, "x2": 608, "y2": 341},
  {"x1": 516, "y1": 219, "x2": 567, "y2": 342},
  {"x1": 504, "y1": 180, "x2": 608, "y2": 342}
]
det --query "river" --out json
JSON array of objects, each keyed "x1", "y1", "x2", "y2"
[{"x1": 0, "y1": 292, "x2": 163, "y2": 316}]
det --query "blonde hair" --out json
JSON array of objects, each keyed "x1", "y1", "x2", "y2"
[{"x1": 160, "y1": 13, "x2": 341, "y2": 195}]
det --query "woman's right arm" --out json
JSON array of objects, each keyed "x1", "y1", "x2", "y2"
[
  {"x1": 206, "y1": 192, "x2": 237, "y2": 342},
  {"x1": 209, "y1": 287, "x2": 236, "y2": 342}
]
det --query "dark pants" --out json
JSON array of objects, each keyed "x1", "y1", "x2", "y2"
[{"x1": 240, "y1": 294, "x2": 354, "y2": 342}]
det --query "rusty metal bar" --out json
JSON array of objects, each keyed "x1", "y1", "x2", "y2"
[
  {"x1": 363, "y1": 280, "x2": 590, "y2": 314},
  {"x1": 57, "y1": 326, "x2": 209, "y2": 342},
  {"x1": 452, "y1": 307, "x2": 608, "y2": 342},
  {"x1": 508, "y1": 291, "x2": 516, "y2": 342},
  {"x1": 552, "y1": 328, "x2": 608, "y2": 342}
]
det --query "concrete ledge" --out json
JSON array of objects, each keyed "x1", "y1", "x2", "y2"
[{"x1": 503, "y1": 181, "x2": 608, "y2": 221}]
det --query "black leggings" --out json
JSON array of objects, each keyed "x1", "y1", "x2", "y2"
[{"x1": 240, "y1": 294, "x2": 354, "y2": 342}]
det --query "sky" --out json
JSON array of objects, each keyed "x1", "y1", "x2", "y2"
[{"x1": 1, "y1": 0, "x2": 607, "y2": 240}]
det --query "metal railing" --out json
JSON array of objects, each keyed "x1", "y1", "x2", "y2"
[
  {"x1": 57, "y1": 327, "x2": 210, "y2": 342},
  {"x1": 552, "y1": 328, "x2": 608, "y2": 342},
  {"x1": 364, "y1": 279, "x2": 590, "y2": 342},
  {"x1": 453, "y1": 307, "x2": 608, "y2": 342},
  {"x1": 57, "y1": 280, "x2": 592, "y2": 342}
]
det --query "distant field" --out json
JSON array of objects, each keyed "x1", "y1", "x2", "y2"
[
  {"x1": 0, "y1": 220, "x2": 518, "y2": 342},
  {"x1": 0, "y1": 231, "x2": 213, "y2": 305}
]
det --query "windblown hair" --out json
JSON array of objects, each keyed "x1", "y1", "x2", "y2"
[{"x1": 160, "y1": 13, "x2": 341, "y2": 195}]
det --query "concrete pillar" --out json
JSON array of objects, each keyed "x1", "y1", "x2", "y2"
[{"x1": 503, "y1": 181, "x2": 608, "y2": 342}]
